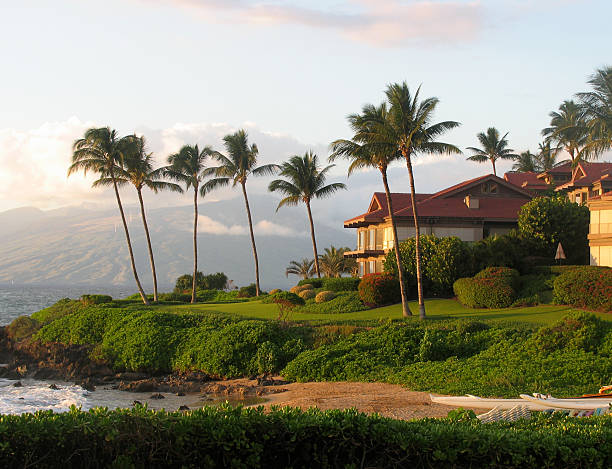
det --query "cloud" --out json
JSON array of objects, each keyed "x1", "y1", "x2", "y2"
[
  {"x1": 197, "y1": 215, "x2": 247, "y2": 235},
  {"x1": 147, "y1": 0, "x2": 484, "y2": 46},
  {"x1": 254, "y1": 219, "x2": 299, "y2": 236}
]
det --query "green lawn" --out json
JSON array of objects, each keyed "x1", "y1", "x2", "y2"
[{"x1": 151, "y1": 298, "x2": 609, "y2": 325}]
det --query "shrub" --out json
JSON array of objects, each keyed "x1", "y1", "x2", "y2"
[
  {"x1": 468, "y1": 232, "x2": 532, "y2": 273},
  {"x1": 453, "y1": 276, "x2": 515, "y2": 308},
  {"x1": 358, "y1": 273, "x2": 401, "y2": 308},
  {"x1": 80, "y1": 294, "x2": 112, "y2": 305},
  {"x1": 159, "y1": 292, "x2": 191, "y2": 302},
  {"x1": 532, "y1": 312, "x2": 610, "y2": 354},
  {"x1": 7, "y1": 316, "x2": 40, "y2": 341},
  {"x1": 289, "y1": 284, "x2": 313, "y2": 294},
  {"x1": 384, "y1": 235, "x2": 472, "y2": 297},
  {"x1": 553, "y1": 266, "x2": 612, "y2": 312},
  {"x1": 297, "y1": 278, "x2": 323, "y2": 288},
  {"x1": 268, "y1": 289, "x2": 282, "y2": 295},
  {"x1": 31, "y1": 298, "x2": 81, "y2": 325},
  {"x1": 321, "y1": 277, "x2": 360, "y2": 292},
  {"x1": 299, "y1": 292, "x2": 366, "y2": 314},
  {"x1": 315, "y1": 291, "x2": 336, "y2": 303},
  {"x1": 269, "y1": 291, "x2": 305, "y2": 321},
  {"x1": 174, "y1": 272, "x2": 228, "y2": 292},
  {"x1": 474, "y1": 266, "x2": 520, "y2": 290},
  {"x1": 298, "y1": 290, "x2": 316, "y2": 300},
  {"x1": 238, "y1": 284, "x2": 258, "y2": 298}
]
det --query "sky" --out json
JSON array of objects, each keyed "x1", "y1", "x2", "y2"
[{"x1": 1, "y1": 0, "x2": 611, "y2": 218}]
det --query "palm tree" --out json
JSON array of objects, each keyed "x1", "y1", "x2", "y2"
[
  {"x1": 165, "y1": 144, "x2": 214, "y2": 303},
  {"x1": 93, "y1": 136, "x2": 183, "y2": 302},
  {"x1": 318, "y1": 246, "x2": 355, "y2": 278},
  {"x1": 384, "y1": 83, "x2": 461, "y2": 319},
  {"x1": 511, "y1": 150, "x2": 539, "y2": 172},
  {"x1": 536, "y1": 141, "x2": 563, "y2": 171},
  {"x1": 542, "y1": 100, "x2": 590, "y2": 165},
  {"x1": 268, "y1": 151, "x2": 346, "y2": 278},
  {"x1": 285, "y1": 259, "x2": 315, "y2": 280},
  {"x1": 203, "y1": 130, "x2": 277, "y2": 296},
  {"x1": 330, "y1": 102, "x2": 412, "y2": 317},
  {"x1": 68, "y1": 127, "x2": 149, "y2": 305},
  {"x1": 577, "y1": 66, "x2": 612, "y2": 156},
  {"x1": 466, "y1": 127, "x2": 517, "y2": 176}
]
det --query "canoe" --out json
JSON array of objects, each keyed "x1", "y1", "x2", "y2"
[
  {"x1": 429, "y1": 394, "x2": 552, "y2": 410},
  {"x1": 519, "y1": 394, "x2": 612, "y2": 410}
]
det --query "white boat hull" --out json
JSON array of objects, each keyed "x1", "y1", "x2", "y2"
[
  {"x1": 519, "y1": 394, "x2": 612, "y2": 410},
  {"x1": 429, "y1": 394, "x2": 552, "y2": 411}
]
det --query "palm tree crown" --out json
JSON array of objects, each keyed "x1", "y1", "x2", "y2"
[
  {"x1": 536, "y1": 141, "x2": 563, "y2": 172},
  {"x1": 511, "y1": 150, "x2": 539, "y2": 172},
  {"x1": 577, "y1": 66, "x2": 612, "y2": 156},
  {"x1": 542, "y1": 100, "x2": 590, "y2": 165},
  {"x1": 285, "y1": 259, "x2": 315, "y2": 280},
  {"x1": 466, "y1": 127, "x2": 517, "y2": 176}
]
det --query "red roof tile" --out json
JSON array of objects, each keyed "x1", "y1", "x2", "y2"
[
  {"x1": 555, "y1": 162, "x2": 612, "y2": 190},
  {"x1": 504, "y1": 172, "x2": 549, "y2": 190}
]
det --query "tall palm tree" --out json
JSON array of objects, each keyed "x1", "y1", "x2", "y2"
[
  {"x1": 68, "y1": 127, "x2": 150, "y2": 305},
  {"x1": 285, "y1": 259, "x2": 315, "y2": 280},
  {"x1": 536, "y1": 141, "x2": 563, "y2": 171},
  {"x1": 165, "y1": 144, "x2": 214, "y2": 303},
  {"x1": 203, "y1": 130, "x2": 277, "y2": 296},
  {"x1": 542, "y1": 100, "x2": 590, "y2": 165},
  {"x1": 268, "y1": 151, "x2": 346, "y2": 278},
  {"x1": 330, "y1": 102, "x2": 411, "y2": 317},
  {"x1": 93, "y1": 136, "x2": 183, "y2": 302},
  {"x1": 577, "y1": 66, "x2": 612, "y2": 156},
  {"x1": 511, "y1": 150, "x2": 539, "y2": 172},
  {"x1": 466, "y1": 127, "x2": 517, "y2": 176},
  {"x1": 318, "y1": 246, "x2": 354, "y2": 278},
  {"x1": 384, "y1": 83, "x2": 461, "y2": 319}
]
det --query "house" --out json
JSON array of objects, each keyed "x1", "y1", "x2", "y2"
[
  {"x1": 343, "y1": 174, "x2": 533, "y2": 276},
  {"x1": 504, "y1": 171, "x2": 551, "y2": 195},
  {"x1": 536, "y1": 162, "x2": 573, "y2": 186},
  {"x1": 555, "y1": 162, "x2": 612, "y2": 204},
  {"x1": 587, "y1": 191, "x2": 612, "y2": 267}
]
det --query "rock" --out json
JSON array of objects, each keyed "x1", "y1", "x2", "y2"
[
  {"x1": 149, "y1": 393, "x2": 165, "y2": 400},
  {"x1": 176, "y1": 391, "x2": 185, "y2": 397},
  {"x1": 117, "y1": 372, "x2": 149, "y2": 381},
  {"x1": 77, "y1": 379, "x2": 96, "y2": 392},
  {"x1": 178, "y1": 405, "x2": 190, "y2": 411},
  {"x1": 13, "y1": 381, "x2": 22, "y2": 387},
  {"x1": 49, "y1": 384, "x2": 59, "y2": 390},
  {"x1": 132, "y1": 400, "x2": 143, "y2": 406}
]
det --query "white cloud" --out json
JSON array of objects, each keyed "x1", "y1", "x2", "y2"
[
  {"x1": 197, "y1": 215, "x2": 247, "y2": 235},
  {"x1": 254, "y1": 219, "x2": 299, "y2": 237},
  {"x1": 147, "y1": 0, "x2": 485, "y2": 46}
]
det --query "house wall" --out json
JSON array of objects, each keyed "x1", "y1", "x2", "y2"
[{"x1": 588, "y1": 200, "x2": 612, "y2": 267}]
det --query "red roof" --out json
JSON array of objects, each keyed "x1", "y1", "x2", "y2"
[
  {"x1": 555, "y1": 162, "x2": 612, "y2": 190},
  {"x1": 343, "y1": 192, "x2": 427, "y2": 225},
  {"x1": 504, "y1": 172, "x2": 549, "y2": 191}
]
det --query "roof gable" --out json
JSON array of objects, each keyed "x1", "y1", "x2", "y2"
[{"x1": 425, "y1": 174, "x2": 533, "y2": 201}]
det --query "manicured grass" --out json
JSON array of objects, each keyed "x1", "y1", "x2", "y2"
[{"x1": 151, "y1": 298, "x2": 608, "y2": 325}]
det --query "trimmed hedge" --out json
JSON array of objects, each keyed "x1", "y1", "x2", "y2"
[
  {"x1": 474, "y1": 266, "x2": 520, "y2": 290},
  {"x1": 0, "y1": 406, "x2": 610, "y2": 468},
  {"x1": 453, "y1": 267, "x2": 519, "y2": 308},
  {"x1": 321, "y1": 277, "x2": 360, "y2": 292},
  {"x1": 298, "y1": 290, "x2": 316, "y2": 300},
  {"x1": 315, "y1": 291, "x2": 336, "y2": 303},
  {"x1": 290, "y1": 284, "x2": 314, "y2": 294},
  {"x1": 80, "y1": 294, "x2": 112, "y2": 305},
  {"x1": 298, "y1": 292, "x2": 366, "y2": 314},
  {"x1": 358, "y1": 273, "x2": 400, "y2": 308},
  {"x1": 553, "y1": 266, "x2": 612, "y2": 312},
  {"x1": 297, "y1": 278, "x2": 323, "y2": 288}
]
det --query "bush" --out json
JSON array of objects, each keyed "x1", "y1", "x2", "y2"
[
  {"x1": 315, "y1": 291, "x2": 336, "y2": 303},
  {"x1": 7, "y1": 316, "x2": 40, "y2": 341},
  {"x1": 553, "y1": 266, "x2": 612, "y2": 312},
  {"x1": 1, "y1": 407, "x2": 610, "y2": 469},
  {"x1": 269, "y1": 291, "x2": 305, "y2": 321},
  {"x1": 453, "y1": 277, "x2": 515, "y2": 309},
  {"x1": 358, "y1": 273, "x2": 401, "y2": 307},
  {"x1": 297, "y1": 278, "x2": 323, "y2": 288},
  {"x1": 238, "y1": 284, "x2": 258, "y2": 298},
  {"x1": 174, "y1": 272, "x2": 228, "y2": 292},
  {"x1": 532, "y1": 312, "x2": 610, "y2": 354},
  {"x1": 268, "y1": 289, "x2": 282, "y2": 295},
  {"x1": 31, "y1": 298, "x2": 81, "y2": 325},
  {"x1": 298, "y1": 290, "x2": 316, "y2": 300},
  {"x1": 80, "y1": 294, "x2": 112, "y2": 305},
  {"x1": 474, "y1": 267, "x2": 520, "y2": 290},
  {"x1": 384, "y1": 235, "x2": 472, "y2": 297},
  {"x1": 159, "y1": 292, "x2": 191, "y2": 302},
  {"x1": 469, "y1": 232, "x2": 532, "y2": 273},
  {"x1": 321, "y1": 277, "x2": 360, "y2": 292},
  {"x1": 289, "y1": 284, "x2": 313, "y2": 294},
  {"x1": 299, "y1": 292, "x2": 366, "y2": 314}
]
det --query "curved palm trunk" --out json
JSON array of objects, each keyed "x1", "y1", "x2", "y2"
[
  {"x1": 403, "y1": 152, "x2": 426, "y2": 319},
  {"x1": 305, "y1": 199, "x2": 321, "y2": 278},
  {"x1": 241, "y1": 182, "x2": 261, "y2": 296},
  {"x1": 192, "y1": 187, "x2": 199, "y2": 304},
  {"x1": 491, "y1": 158, "x2": 497, "y2": 176},
  {"x1": 381, "y1": 169, "x2": 411, "y2": 317},
  {"x1": 137, "y1": 188, "x2": 158, "y2": 302},
  {"x1": 111, "y1": 168, "x2": 149, "y2": 305}
]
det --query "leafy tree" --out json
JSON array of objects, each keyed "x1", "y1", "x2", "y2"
[
  {"x1": 577, "y1": 66, "x2": 612, "y2": 156},
  {"x1": 512, "y1": 150, "x2": 539, "y2": 172},
  {"x1": 68, "y1": 127, "x2": 149, "y2": 305},
  {"x1": 203, "y1": 130, "x2": 277, "y2": 296},
  {"x1": 285, "y1": 259, "x2": 315, "y2": 280},
  {"x1": 165, "y1": 144, "x2": 215, "y2": 303},
  {"x1": 518, "y1": 196, "x2": 589, "y2": 264},
  {"x1": 330, "y1": 102, "x2": 411, "y2": 316},
  {"x1": 466, "y1": 127, "x2": 517, "y2": 176},
  {"x1": 174, "y1": 271, "x2": 229, "y2": 292},
  {"x1": 384, "y1": 83, "x2": 461, "y2": 319},
  {"x1": 269, "y1": 151, "x2": 346, "y2": 278},
  {"x1": 93, "y1": 136, "x2": 183, "y2": 302},
  {"x1": 542, "y1": 100, "x2": 590, "y2": 165}
]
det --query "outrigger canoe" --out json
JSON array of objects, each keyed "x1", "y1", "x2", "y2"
[
  {"x1": 519, "y1": 394, "x2": 612, "y2": 410},
  {"x1": 429, "y1": 394, "x2": 552, "y2": 411}
]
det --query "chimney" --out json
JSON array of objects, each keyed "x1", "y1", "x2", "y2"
[{"x1": 464, "y1": 195, "x2": 479, "y2": 209}]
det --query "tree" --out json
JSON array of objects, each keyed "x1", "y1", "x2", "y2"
[
  {"x1": 268, "y1": 151, "x2": 346, "y2": 278},
  {"x1": 165, "y1": 144, "x2": 215, "y2": 303},
  {"x1": 577, "y1": 66, "x2": 612, "y2": 156},
  {"x1": 512, "y1": 150, "x2": 539, "y2": 172},
  {"x1": 68, "y1": 127, "x2": 149, "y2": 305},
  {"x1": 93, "y1": 136, "x2": 183, "y2": 302},
  {"x1": 384, "y1": 83, "x2": 461, "y2": 319},
  {"x1": 542, "y1": 100, "x2": 590, "y2": 165},
  {"x1": 330, "y1": 102, "x2": 411, "y2": 316},
  {"x1": 536, "y1": 141, "x2": 564, "y2": 171},
  {"x1": 318, "y1": 246, "x2": 349, "y2": 278},
  {"x1": 466, "y1": 127, "x2": 517, "y2": 176},
  {"x1": 203, "y1": 130, "x2": 277, "y2": 296},
  {"x1": 285, "y1": 259, "x2": 315, "y2": 280}
]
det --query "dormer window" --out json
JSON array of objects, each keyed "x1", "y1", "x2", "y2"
[{"x1": 481, "y1": 182, "x2": 498, "y2": 194}]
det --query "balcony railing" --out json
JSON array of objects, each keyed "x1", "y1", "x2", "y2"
[{"x1": 590, "y1": 223, "x2": 612, "y2": 234}]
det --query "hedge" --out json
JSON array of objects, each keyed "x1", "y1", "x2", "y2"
[
  {"x1": 315, "y1": 291, "x2": 336, "y2": 303},
  {"x1": 0, "y1": 406, "x2": 610, "y2": 468},
  {"x1": 553, "y1": 266, "x2": 612, "y2": 312},
  {"x1": 297, "y1": 278, "x2": 323, "y2": 288},
  {"x1": 321, "y1": 277, "x2": 361, "y2": 292},
  {"x1": 453, "y1": 267, "x2": 518, "y2": 308},
  {"x1": 358, "y1": 273, "x2": 401, "y2": 308},
  {"x1": 80, "y1": 294, "x2": 112, "y2": 305}
]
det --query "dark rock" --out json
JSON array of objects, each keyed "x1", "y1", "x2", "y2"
[
  {"x1": 132, "y1": 400, "x2": 143, "y2": 406},
  {"x1": 176, "y1": 391, "x2": 185, "y2": 396},
  {"x1": 149, "y1": 393, "x2": 165, "y2": 400},
  {"x1": 13, "y1": 381, "x2": 22, "y2": 387},
  {"x1": 77, "y1": 379, "x2": 96, "y2": 392},
  {"x1": 178, "y1": 405, "x2": 190, "y2": 411},
  {"x1": 48, "y1": 384, "x2": 59, "y2": 390},
  {"x1": 117, "y1": 372, "x2": 149, "y2": 381}
]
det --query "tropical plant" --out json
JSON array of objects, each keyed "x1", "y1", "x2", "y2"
[
  {"x1": 269, "y1": 151, "x2": 346, "y2": 278},
  {"x1": 285, "y1": 259, "x2": 315, "y2": 280},
  {"x1": 542, "y1": 100, "x2": 590, "y2": 165},
  {"x1": 318, "y1": 246, "x2": 352, "y2": 278},
  {"x1": 165, "y1": 144, "x2": 215, "y2": 303},
  {"x1": 329, "y1": 102, "x2": 411, "y2": 316},
  {"x1": 203, "y1": 130, "x2": 277, "y2": 296},
  {"x1": 93, "y1": 136, "x2": 183, "y2": 302},
  {"x1": 68, "y1": 127, "x2": 149, "y2": 305},
  {"x1": 466, "y1": 127, "x2": 517, "y2": 176},
  {"x1": 384, "y1": 83, "x2": 461, "y2": 319},
  {"x1": 536, "y1": 141, "x2": 563, "y2": 171},
  {"x1": 511, "y1": 150, "x2": 539, "y2": 172},
  {"x1": 577, "y1": 66, "x2": 612, "y2": 156}
]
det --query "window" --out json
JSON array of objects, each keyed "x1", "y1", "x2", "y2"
[
  {"x1": 368, "y1": 229, "x2": 376, "y2": 250},
  {"x1": 383, "y1": 227, "x2": 394, "y2": 249},
  {"x1": 481, "y1": 182, "x2": 498, "y2": 194},
  {"x1": 368, "y1": 260, "x2": 376, "y2": 273},
  {"x1": 358, "y1": 231, "x2": 365, "y2": 250},
  {"x1": 358, "y1": 262, "x2": 365, "y2": 277}
]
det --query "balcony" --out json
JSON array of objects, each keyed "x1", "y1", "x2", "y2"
[
  {"x1": 590, "y1": 223, "x2": 612, "y2": 235},
  {"x1": 344, "y1": 248, "x2": 385, "y2": 258}
]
